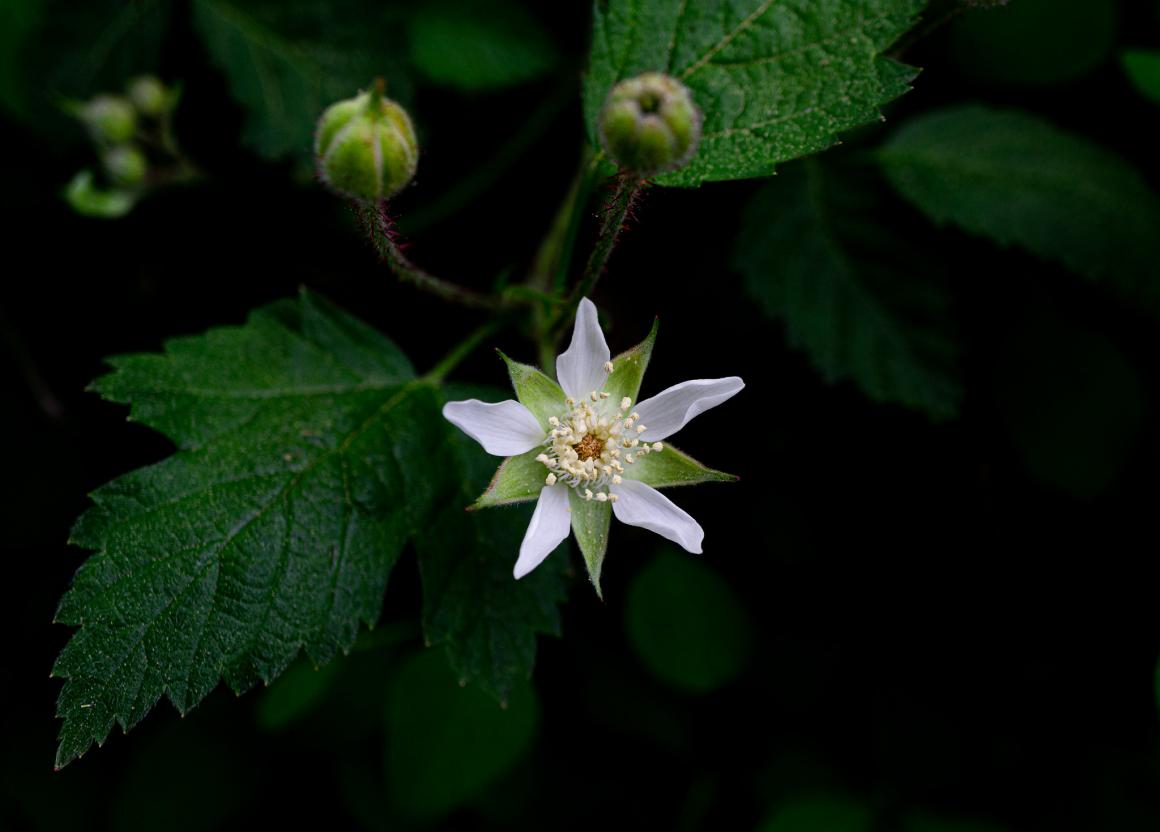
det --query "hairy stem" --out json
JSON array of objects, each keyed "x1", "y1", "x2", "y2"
[
  {"x1": 573, "y1": 172, "x2": 643, "y2": 304},
  {"x1": 355, "y1": 200, "x2": 503, "y2": 310}
]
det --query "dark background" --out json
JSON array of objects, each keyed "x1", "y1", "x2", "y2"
[{"x1": 3, "y1": 0, "x2": 1160, "y2": 829}]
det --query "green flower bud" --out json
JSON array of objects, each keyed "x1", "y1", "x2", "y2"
[
  {"x1": 314, "y1": 82, "x2": 418, "y2": 202},
  {"x1": 127, "y1": 75, "x2": 171, "y2": 118},
  {"x1": 102, "y1": 145, "x2": 148, "y2": 187},
  {"x1": 79, "y1": 95, "x2": 137, "y2": 144},
  {"x1": 598, "y1": 72, "x2": 702, "y2": 177}
]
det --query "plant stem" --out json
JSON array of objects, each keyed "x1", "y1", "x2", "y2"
[
  {"x1": 573, "y1": 172, "x2": 643, "y2": 304},
  {"x1": 355, "y1": 200, "x2": 503, "y2": 310},
  {"x1": 423, "y1": 318, "x2": 506, "y2": 384}
]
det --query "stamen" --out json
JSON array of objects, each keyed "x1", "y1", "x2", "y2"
[{"x1": 603, "y1": 360, "x2": 614, "y2": 374}]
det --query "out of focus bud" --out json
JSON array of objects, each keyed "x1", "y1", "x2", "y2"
[
  {"x1": 127, "y1": 75, "x2": 171, "y2": 118},
  {"x1": 314, "y1": 80, "x2": 418, "y2": 202},
  {"x1": 598, "y1": 72, "x2": 701, "y2": 177},
  {"x1": 103, "y1": 145, "x2": 148, "y2": 187},
  {"x1": 79, "y1": 95, "x2": 137, "y2": 144}
]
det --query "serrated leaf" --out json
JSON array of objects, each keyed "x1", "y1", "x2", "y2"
[
  {"x1": 733, "y1": 160, "x2": 962, "y2": 419},
  {"x1": 417, "y1": 386, "x2": 568, "y2": 702},
  {"x1": 583, "y1": 0, "x2": 923, "y2": 187},
  {"x1": 409, "y1": 0, "x2": 557, "y2": 91},
  {"x1": 193, "y1": 0, "x2": 410, "y2": 161},
  {"x1": 53, "y1": 290, "x2": 445, "y2": 768},
  {"x1": 625, "y1": 443, "x2": 736, "y2": 489},
  {"x1": 878, "y1": 105, "x2": 1160, "y2": 307}
]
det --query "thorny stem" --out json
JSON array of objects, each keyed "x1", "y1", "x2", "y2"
[
  {"x1": 355, "y1": 199, "x2": 503, "y2": 310},
  {"x1": 423, "y1": 318, "x2": 506, "y2": 384}
]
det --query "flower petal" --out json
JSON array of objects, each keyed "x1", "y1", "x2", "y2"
[
  {"x1": 633, "y1": 377, "x2": 745, "y2": 441},
  {"x1": 442, "y1": 399, "x2": 545, "y2": 456},
  {"x1": 514, "y1": 485, "x2": 571, "y2": 579},
  {"x1": 611, "y1": 479, "x2": 704, "y2": 554},
  {"x1": 555, "y1": 297, "x2": 611, "y2": 400}
]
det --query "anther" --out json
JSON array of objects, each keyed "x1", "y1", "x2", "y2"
[
  {"x1": 545, "y1": 473, "x2": 557, "y2": 486},
  {"x1": 596, "y1": 492, "x2": 608, "y2": 502},
  {"x1": 620, "y1": 397, "x2": 631, "y2": 410},
  {"x1": 652, "y1": 442, "x2": 663, "y2": 452},
  {"x1": 603, "y1": 360, "x2": 614, "y2": 373}
]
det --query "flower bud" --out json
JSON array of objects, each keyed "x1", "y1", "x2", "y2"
[
  {"x1": 314, "y1": 82, "x2": 418, "y2": 202},
  {"x1": 127, "y1": 75, "x2": 171, "y2": 118},
  {"x1": 78, "y1": 95, "x2": 137, "y2": 144},
  {"x1": 598, "y1": 72, "x2": 702, "y2": 177},
  {"x1": 102, "y1": 145, "x2": 148, "y2": 187}
]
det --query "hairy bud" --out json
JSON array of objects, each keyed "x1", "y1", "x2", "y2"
[
  {"x1": 315, "y1": 81, "x2": 418, "y2": 202},
  {"x1": 127, "y1": 75, "x2": 172, "y2": 118},
  {"x1": 102, "y1": 145, "x2": 148, "y2": 187},
  {"x1": 78, "y1": 95, "x2": 137, "y2": 144},
  {"x1": 598, "y1": 72, "x2": 701, "y2": 177}
]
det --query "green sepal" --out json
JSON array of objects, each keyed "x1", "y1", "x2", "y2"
[
  {"x1": 624, "y1": 443, "x2": 737, "y2": 489},
  {"x1": 498, "y1": 351, "x2": 566, "y2": 426},
  {"x1": 568, "y1": 490, "x2": 612, "y2": 598},
  {"x1": 469, "y1": 448, "x2": 546, "y2": 510},
  {"x1": 603, "y1": 317, "x2": 657, "y2": 408}
]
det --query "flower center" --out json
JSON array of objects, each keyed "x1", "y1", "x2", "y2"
[
  {"x1": 534, "y1": 361, "x2": 663, "y2": 502},
  {"x1": 574, "y1": 433, "x2": 603, "y2": 461}
]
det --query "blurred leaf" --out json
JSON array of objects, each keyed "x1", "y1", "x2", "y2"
[
  {"x1": 409, "y1": 0, "x2": 557, "y2": 90},
  {"x1": 583, "y1": 0, "x2": 923, "y2": 186},
  {"x1": 879, "y1": 106, "x2": 1160, "y2": 307},
  {"x1": 948, "y1": 0, "x2": 1116, "y2": 86},
  {"x1": 256, "y1": 654, "x2": 340, "y2": 731},
  {"x1": 903, "y1": 812, "x2": 1009, "y2": 832},
  {"x1": 625, "y1": 549, "x2": 751, "y2": 694},
  {"x1": 386, "y1": 649, "x2": 539, "y2": 819},
  {"x1": 994, "y1": 308, "x2": 1145, "y2": 499},
  {"x1": 733, "y1": 160, "x2": 962, "y2": 419},
  {"x1": 53, "y1": 290, "x2": 446, "y2": 768},
  {"x1": 193, "y1": 0, "x2": 410, "y2": 160},
  {"x1": 759, "y1": 795, "x2": 874, "y2": 831},
  {"x1": 416, "y1": 385, "x2": 568, "y2": 704},
  {"x1": 63, "y1": 169, "x2": 137, "y2": 218},
  {"x1": 0, "y1": 0, "x2": 43, "y2": 119},
  {"x1": 1121, "y1": 49, "x2": 1160, "y2": 103}
]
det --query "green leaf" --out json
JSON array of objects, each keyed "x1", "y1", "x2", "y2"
[
  {"x1": 193, "y1": 0, "x2": 411, "y2": 161},
  {"x1": 53, "y1": 290, "x2": 444, "y2": 768},
  {"x1": 583, "y1": 0, "x2": 924, "y2": 187},
  {"x1": 625, "y1": 443, "x2": 736, "y2": 489},
  {"x1": 878, "y1": 105, "x2": 1160, "y2": 307},
  {"x1": 604, "y1": 317, "x2": 657, "y2": 408},
  {"x1": 947, "y1": 0, "x2": 1116, "y2": 87},
  {"x1": 733, "y1": 160, "x2": 962, "y2": 419},
  {"x1": 1122, "y1": 49, "x2": 1160, "y2": 103},
  {"x1": 568, "y1": 490, "x2": 612, "y2": 595},
  {"x1": 417, "y1": 386, "x2": 568, "y2": 702},
  {"x1": 759, "y1": 796, "x2": 874, "y2": 832},
  {"x1": 256, "y1": 655, "x2": 340, "y2": 732},
  {"x1": 469, "y1": 447, "x2": 545, "y2": 509},
  {"x1": 499, "y1": 351, "x2": 565, "y2": 426},
  {"x1": 409, "y1": 0, "x2": 557, "y2": 91},
  {"x1": 385, "y1": 650, "x2": 539, "y2": 820},
  {"x1": 625, "y1": 549, "x2": 752, "y2": 693},
  {"x1": 0, "y1": 0, "x2": 43, "y2": 120}
]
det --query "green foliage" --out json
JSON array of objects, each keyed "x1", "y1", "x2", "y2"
[
  {"x1": 879, "y1": 105, "x2": 1160, "y2": 307},
  {"x1": 256, "y1": 655, "x2": 340, "y2": 731},
  {"x1": 417, "y1": 387, "x2": 568, "y2": 703},
  {"x1": 948, "y1": 0, "x2": 1116, "y2": 86},
  {"x1": 385, "y1": 650, "x2": 539, "y2": 819},
  {"x1": 994, "y1": 309, "x2": 1145, "y2": 499},
  {"x1": 758, "y1": 796, "x2": 873, "y2": 831},
  {"x1": 625, "y1": 549, "x2": 751, "y2": 693},
  {"x1": 0, "y1": 0, "x2": 43, "y2": 119},
  {"x1": 1122, "y1": 49, "x2": 1160, "y2": 103},
  {"x1": 52, "y1": 291, "x2": 564, "y2": 769},
  {"x1": 193, "y1": 0, "x2": 410, "y2": 161},
  {"x1": 734, "y1": 161, "x2": 962, "y2": 419},
  {"x1": 583, "y1": 0, "x2": 923, "y2": 186},
  {"x1": 409, "y1": 0, "x2": 557, "y2": 90}
]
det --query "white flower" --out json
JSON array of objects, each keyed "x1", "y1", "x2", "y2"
[{"x1": 442, "y1": 298, "x2": 743, "y2": 593}]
